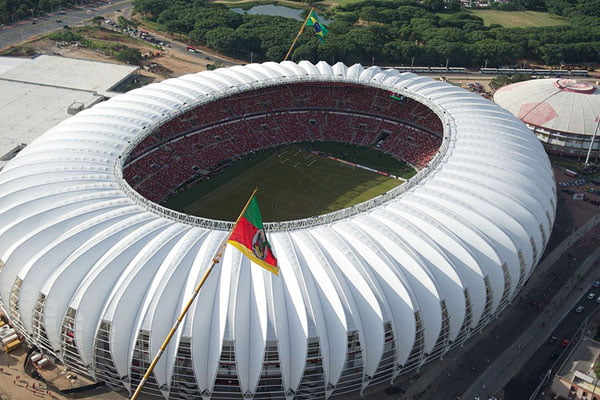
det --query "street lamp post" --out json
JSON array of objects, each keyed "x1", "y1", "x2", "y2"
[{"x1": 584, "y1": 116, "x2": 600, "y2": 166}]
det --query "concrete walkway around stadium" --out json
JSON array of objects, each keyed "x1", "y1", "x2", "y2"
[{"x1": 463, "y1": 216, "x2": 600, "y2": 400}]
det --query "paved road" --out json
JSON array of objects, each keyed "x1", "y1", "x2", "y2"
[
  {"x1": 121, "y1": 27, "x2": 239, "y2": 68},
  {"x1": 0, "y1": 0, "x2": 238, "y2": 69},
  {"x1": 462, "y1": 243, "x2": 600, "y2": 400},
  {"x1": 377, "y1": 210, "x2": 600, "y2": 400},
  {"x1": 504, "y1": 289, "x2": 600, "y2": 400},
  {"x1": 0, "y1": 0, "x2": 132, "y2": 50}
]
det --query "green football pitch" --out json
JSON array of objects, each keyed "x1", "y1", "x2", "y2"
[{"x1": 163, "y1": 143, "x2": 416, "y2": 222}]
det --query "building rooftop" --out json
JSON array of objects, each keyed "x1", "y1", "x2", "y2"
[
  {"x1": 558, "y1": 337, "x2": 600, "y2": 392},
  {"x1": 0, "y1": 80, "x2": 103, "y2": 169},
  {"x1": 0, "y1": 54, "x2": 138, "y2": 93},
  {"x1": 494, "y1": 78, "x2": 600, "y2": 136},
  {"x1": 0, "y1": 57, "x2": 28, "y2": 75},
  {"x1": 0, "y1": 54, "x2": 139, "y2": 170}
]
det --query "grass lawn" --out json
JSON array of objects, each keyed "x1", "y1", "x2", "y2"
[
  {"x1": 550, "y1": 155, "x2": 600, "y2": 178},
  {"x1": 549, "y1": 155, "x2": 581, "y2": 171},
  {"x1": 165, "y1": 143, "x2": 413, "y2": 222},
  {"x1": 470, "y1": 10, "x2": 568, "y2": 27}
]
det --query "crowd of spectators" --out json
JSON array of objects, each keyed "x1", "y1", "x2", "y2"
[{"x1": 123, "y1": 83, "x2": 443, "y2": 203}]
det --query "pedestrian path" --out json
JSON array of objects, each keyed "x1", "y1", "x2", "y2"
[
  {"x1": 381, "y1": 213, "x2": 600, "y2": 400},
  {"x1": 463, "y1": 246, "x2": 600, "y2": 400}
]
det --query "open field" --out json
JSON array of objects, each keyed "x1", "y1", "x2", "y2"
[
  {"x1": 470, "y1": 10, "x2": 568, "y2": 27},
  {"x1": 166, "y1": 144, "x2": 412, "y2": 222}
]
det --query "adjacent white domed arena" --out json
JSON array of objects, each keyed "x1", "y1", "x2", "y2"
[
  {"x1": 494, "y1": 78, "x2": 600, "y2": 157},
  {"x1": 0, "y1": 61, "x2": 556, "y2": 400}
]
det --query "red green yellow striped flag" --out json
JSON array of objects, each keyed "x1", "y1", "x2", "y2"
[{"x1": 228, "y1": 193, "x2": 279, "y2": 275}]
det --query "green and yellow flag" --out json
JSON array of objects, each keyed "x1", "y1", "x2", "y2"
[
  {"x1": 306, "y1": 10, "x2": 328, "y2": 43},
  {"x1": 228, "y1": 194, "x2": 279, "y2": 275}
]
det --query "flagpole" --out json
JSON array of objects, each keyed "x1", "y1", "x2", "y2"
[
  {"x1": 130, "y1": 189, "x2": 258, "y2": 400},
  {"x1": 231, "y1": 187, "x2": 258, "y2": 228},
  {"x1": 283, "y1": 7, "x2": 314, "y2": 62}
]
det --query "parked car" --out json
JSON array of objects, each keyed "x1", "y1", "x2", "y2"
[
  {"x1": 587, "y1": 292, "x2": 596, "y2": 300},
  {"x1": 561, "y1": 339, "x2": 570, "y2": 347},
  {"x1": 576, "y1": 305, "x2": 585, "y2": 313},
  {"x1": 548, "y1": 336, "x2": 557, "y2": 345},
  {"x1": 594, "y1": 281, "x2": 600, "y2": 288}
]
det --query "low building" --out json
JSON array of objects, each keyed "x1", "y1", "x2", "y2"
[
  {"x1": 551, "y1": 337, "x2": 600, "y2": 399},
  {"x1": 0, "y1": 54, "x2": 139, "y2": 170}
]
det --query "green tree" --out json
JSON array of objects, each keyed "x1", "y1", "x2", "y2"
[
  {"x1": 473, "y1": 39, "x2": 522, "y2": 66},
  {"x1": 204, "y1": 27, "x2": 237, "y2": 55},
  {"x1": 38, "y1": 0, "x2": 49, "y2": 12},
  {"x1": 115, "y1": 47, "x2": 143, "y2": 65},
  {"x1": 489, "y1": 73, "x2": 529, "y2": 90},
  {"x1": 91, "y1": 15, "x2": 103, "y2": 27},
  {"x1": 133, "y1": 0, "x2": 169, "y2": 17},
  {"x1": 538, "y1": 43, "x2": 565, "y2": 65},
  {"x1": 576, "y1": 0, "x2": 600, "y2": 17},
  {"x1": 446, "y1": 0, "x2": 461, "y2": 11},
  {"x1": 48, "y1": 30, "x2": 83, "y2": 42},
  {"x1": 292, "y1": 41, "x2": 318, "y2": 63},
  {"x1": 383, "y1": 40, "x2": 421, "y2": 65},
  {"x1": 265, "y1": 44, "x2": 288, "y2": 62},
  {"x1": 344, "y1": 28, "x2": 383, "y2": 60},
  {"x1": 489, "y1": 75, "x2": 511, "y2": 90},
  {"x1": 423, "y1": 0, "x2": 445, "y2": 12}
]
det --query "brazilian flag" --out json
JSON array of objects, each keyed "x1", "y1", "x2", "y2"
[{"x1": 305, "y1": 10, "x2": 328, "y2": 43}]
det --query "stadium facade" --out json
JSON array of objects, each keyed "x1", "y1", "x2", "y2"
[
  {"x1": 0, "y1": 61, "x2": 556, "y2": 399},
  {"x1": 494, "y1": 78, "x2": 600, "y2": 158}
]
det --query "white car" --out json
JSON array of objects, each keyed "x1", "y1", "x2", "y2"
[
  {"x1": 588, "y1": 293, "x2": 596, "y2": 300},
  {"x1": 576, "y1": 305, "x2": 585, "y2": 313}
]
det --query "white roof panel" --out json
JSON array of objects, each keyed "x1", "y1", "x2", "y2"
[{"x1": 494, "y1": 78, "x2": 600, "y2": 136}]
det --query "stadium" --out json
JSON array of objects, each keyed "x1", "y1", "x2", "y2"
[
  {"x1": 0, "y1": 61, "x2": 556, "y2": 399},
  {"x1": 494, "y1": 78, "x2": 600, "y2": 158}
]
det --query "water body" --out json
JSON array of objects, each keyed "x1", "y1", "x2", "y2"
[{"x1": 231, "y1": 5, "x2": 331, "y2": 23}]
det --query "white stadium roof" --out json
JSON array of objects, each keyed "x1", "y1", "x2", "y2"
[
  {"x1": 0, "y1": 61, "x2": 556, "y2": 399},
  {"x1": 494, "y1": 78, "x2": 600, "y2": 135}
]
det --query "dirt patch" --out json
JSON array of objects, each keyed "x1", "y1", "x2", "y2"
[
  {"x1": 7, "y1": 24, "x2": 233, "y2": 84},
  {"x1": 0, "y1": 347, "x2": 125, "y2": 400}
]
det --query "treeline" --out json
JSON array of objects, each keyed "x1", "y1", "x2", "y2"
[
  {"x1": 133, "y1": 0, "x2": 600, "y2": 67},
  {"x1": 493, "y1": 0, "x2": 600, "y2": 17}
]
